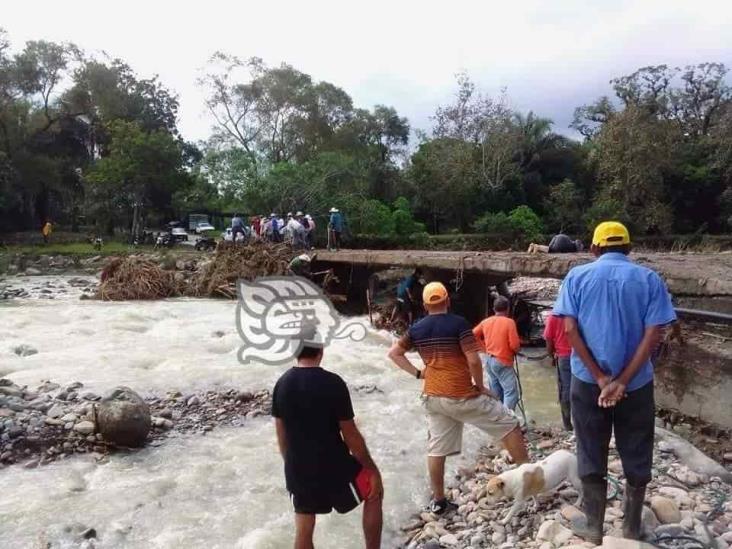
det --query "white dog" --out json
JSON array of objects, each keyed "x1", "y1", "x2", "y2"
[{"x1": 484, "y1": 449, "x2": 583, "y2": 524}]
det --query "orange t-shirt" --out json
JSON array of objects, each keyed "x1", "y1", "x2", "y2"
[
  {"x1": 398, "y1": 313, "x2": 481, "y2": 399},
  {"x1": 472, "y1": 315, "x2": 520, "y2": 367}
]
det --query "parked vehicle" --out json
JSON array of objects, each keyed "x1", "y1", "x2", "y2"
[
  {"x1": 188, "y1": 213, "x2": 210, "y2": 231},
  {"x1": 171, "y1": 227, "x2": 189, "y2": 242},
  {"x1": 194, "y1": 237, "x2": 217, "y2": 251},
  {"x1": 194, "y1": 222, "x2": 215, "y2": 234},
  {"x1": 154, "y1": 232, "x2": 176, "y2": 249}
]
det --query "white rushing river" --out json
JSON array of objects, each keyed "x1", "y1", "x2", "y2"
[{"x1": 0, "y1": 276, "x2": 559, "y2": 548}]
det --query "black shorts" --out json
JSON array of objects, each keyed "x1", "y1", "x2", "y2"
[{"x1": 290, "y1": 468, "x2": 369, "y2": 515}]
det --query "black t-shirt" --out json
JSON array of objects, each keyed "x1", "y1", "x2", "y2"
[
  {"x1": 548, "y1": 233, "x2": 578, "y2": 253},
  {"x1": 272, "y1": 367, "x2": 361, "y2": 492}
]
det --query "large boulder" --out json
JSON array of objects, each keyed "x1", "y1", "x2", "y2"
[{"x1": 95, "y1": 387, "x2": 151, "y2": 447}]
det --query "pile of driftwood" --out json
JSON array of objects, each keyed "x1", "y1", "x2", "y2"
[
  {"x1": 94, "y1": 242, "x2": 294, "y2": 301},
  {"x1": 190, "y1": 241, "x2": 292, "y2": 298},
  {"x1": 96, "y1": 257, "x2": 178, "y2": 301}
]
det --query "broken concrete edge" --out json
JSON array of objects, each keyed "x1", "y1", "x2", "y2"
[{"x1": 314, "y1": 249, "x2": 732, "y2": 297}]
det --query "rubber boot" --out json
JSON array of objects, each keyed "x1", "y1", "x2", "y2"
[
  {"x1": 560, "y1": 400, "x2": 573, "y2": 431},
  {"x1": 571, "y1": 479, "x2": 606, "y2": 545},
  {"x1": 622, "y1": 483, "x2": 646, "y2": 540}
]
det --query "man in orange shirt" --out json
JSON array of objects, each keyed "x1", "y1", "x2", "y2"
[
  {"x1": 543, "y1": 312, "x2": 573, "y2": 431},
  {"x1": 388, "y1": 283, "x2": 528, "y2": 515},
  {"x1": 473, "y1": 296, "x2": 521, "y2": 411}
]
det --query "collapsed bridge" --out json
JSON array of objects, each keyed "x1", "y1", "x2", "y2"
[{"x1": 313, "y1": 248, "x2": 732, "y2": 429}]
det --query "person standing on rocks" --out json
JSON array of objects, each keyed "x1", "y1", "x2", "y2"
[
  {"x1": 543, "y1": 312, "x2": 573, "y2": 431},
  {"x1": 553, "y1": 221, "x2": 676, "y2": 544},
  {"x1": 272, "y1": 329, "x2": 383, "y2": 549},
  {"x1": 388, "y1": 282, "x2": 529, "y2": 516},
  {"x1": 472, "y1": 296, "x2": 522, "y2": 411}
]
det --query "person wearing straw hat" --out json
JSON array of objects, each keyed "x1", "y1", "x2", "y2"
[
  {"x1": 388, "y1": 282, "x2": 528, "y2": 516},
  {"x1": 553, "y1": 221, "x2": 676, "y2": 544}
]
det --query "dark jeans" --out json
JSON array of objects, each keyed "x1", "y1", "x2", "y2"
[
  {"x1": 557, "y1": 356, "x2": 571, "y2": 402},
  {"x1": 571, "y1": 376, "x2": 654, "y2": 487}
]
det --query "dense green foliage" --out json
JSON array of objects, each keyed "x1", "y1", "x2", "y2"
[{"x1": 1, "y1": 28, "x2": 730, "y2": 241}]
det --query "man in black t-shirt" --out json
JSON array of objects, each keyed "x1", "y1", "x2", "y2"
[{"x1": 272, "y1": 343, "x2": 383, "y2": 549}]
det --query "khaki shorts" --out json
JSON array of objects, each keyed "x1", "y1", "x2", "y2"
[{"x1": 422, "y1": 394, "x2": 518, "y2": 457}]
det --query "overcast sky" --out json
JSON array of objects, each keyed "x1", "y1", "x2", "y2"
[{"x1": 4, "y1": 0, "x2": 731, "y2": 142}]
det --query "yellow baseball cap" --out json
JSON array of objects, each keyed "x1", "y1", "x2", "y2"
[
  {"x1": 423, "y1": 282, "x2": 448, "y2": 305},
  {"x1": 592, "y1": 221, "x2": 631, "y2": 247}
]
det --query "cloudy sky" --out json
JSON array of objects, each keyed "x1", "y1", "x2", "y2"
[{"x1": 4, "y1": 0, "x2": 731, "y2": 142}]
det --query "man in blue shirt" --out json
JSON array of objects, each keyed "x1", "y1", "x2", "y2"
[
  {"x1": 390, "y1": 268, "x2": 423, "y2": 326},
  {"x1": 328, "y1": 207, "x2": 344, "y2": 251},
  {"x1": 231, "y1": 214, "x2": 245, "y2": 242},
  {"x1": 554, "y1": 221, "x2": 676, "y2": 544}
]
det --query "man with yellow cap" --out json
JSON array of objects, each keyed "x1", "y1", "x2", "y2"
[
  {"x1": 553, "y1": 221, "x2": 676, "y2": 544},
  {"x1": 388, "y1": 281, "x2": 529, "y2": 515}
]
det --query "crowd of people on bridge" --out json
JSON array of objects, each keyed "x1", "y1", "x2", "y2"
[
  {"x1": 271, "y1": 220, "x2": 678, "y2": 549},
  {"x1": 228, "y1": 207, "x2": 346, "y2": 251}
]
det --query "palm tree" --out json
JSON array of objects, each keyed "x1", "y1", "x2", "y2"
[{"x1": 513, "y1": 111, "x2": 567, "y2": 169}]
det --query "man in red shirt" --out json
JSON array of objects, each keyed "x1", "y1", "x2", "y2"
[{"x1": 543, "y1": 313, "x2": 573, "y2": 430}]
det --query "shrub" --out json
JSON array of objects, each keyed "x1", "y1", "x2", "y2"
[
  {"x1": 472, "y1": 211, "x2": 513, "y2": 234},
  {"x1": 508, "y1": 205, "x2": 544, "y2": 242},
  {"x1": 357, "y1": 199, "x2": 395, "y2": 235}
]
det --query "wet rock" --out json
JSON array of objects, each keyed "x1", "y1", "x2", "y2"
[
  {"x1": 73, "y1": 421, "x2": 95, "y2": 435},
  {"x1": 641, "y1": 505, "x2": 659, "y2": 534},
  {"x1": 24, "y1": 267, "x2": 42, "y2": 276},
  {"x1": 657, "y1": 486, "x2": 692, "y2": 507},
  {"x1": 236, "y1": 391, "x2": 254, "y2": 403},
  {"x1": 96, "y1": 387, "x2": 150, "y2": 447},
  {"x1": 470, "y1": 533, "x2": 486, "y2": 546},
  {"x1": 651, "y1": 496, "x2": 681, "y2": 524},
  {"x1": 561, "y1": 505, "x2": 584, "y2": 522},
  {"x1": 439, "y1": 533, "x2": 458, "y2": 546},
  {"x1": 186, "y1": 396, "x2": 200, "y2": 407},
  {"x1": 536, "y1": 519, "x2": 573, "y2": 545},
  {"x1": 724, "y1": 452, "x2": 732, "y2": 462},
  {"x1": 157, "y1": 408, "x2": 173, "y2": 419},
  {"x1": 46, "y1": 403, "x2": 65, "y2": 419},
  {"x1": 81, "y1": 527, "x2": 97, "y2": 540},
  {"x1": 492, "y1": 531, "x2": 506, "y2": 544},
  {"x1": 81, "y1": 392, "x2": 100, "y2": 401},
  {"x1": 37, "y1": 381, "x2": 60, "y2": 393},
  {"x1": 152, "y1": 417, "x2": 173, "y2": 430},
  {"x1": 601, "y1": 536, "x2": 656, "y2": 548},
  {"x1": 654, "y1": 523, "x2": 684, "y2": 538}
]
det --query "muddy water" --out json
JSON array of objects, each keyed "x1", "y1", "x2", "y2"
[{"x1": 0, "y1": 276, "x2": 559, "y2": 548}]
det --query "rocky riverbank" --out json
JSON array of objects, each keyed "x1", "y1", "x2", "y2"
[
  {"x1": 400, "y1": 427, "x2": 732, "y2": 549},
  {"x1": 0, "y1": 378, "x2": 271, "y2": 468}
]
